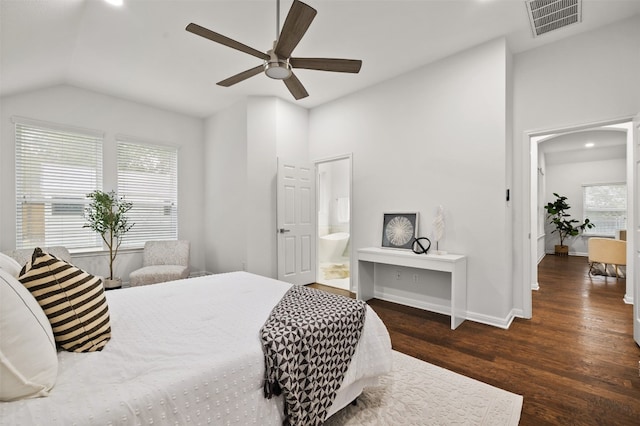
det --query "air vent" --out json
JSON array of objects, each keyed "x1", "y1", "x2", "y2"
[{"x1": 525, "y1": 0, "x2": 582, "y2": 37}]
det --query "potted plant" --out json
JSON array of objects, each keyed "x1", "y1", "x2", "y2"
[
  {"x1": 84, "y1": 190, "x2": 133, "y2": 288},
  {"x1": 544, "y1": 192, "x2": 594, "y2": 256}
]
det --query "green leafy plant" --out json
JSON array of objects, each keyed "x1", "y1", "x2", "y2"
[
  {"x1": 84, "y1": 190, "x2": 133, "y2": 280},
  {"x1": 544, "y1": 192, "x2": 594, "y2": 247}
]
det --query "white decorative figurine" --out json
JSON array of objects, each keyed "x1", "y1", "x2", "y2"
[{"x1": 432, "y1": 205, "x2": 447, "y2": 255}]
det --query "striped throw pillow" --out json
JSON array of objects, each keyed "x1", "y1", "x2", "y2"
[{"x1": 18, "y1": 248, "x2": 111, "y2": 352}]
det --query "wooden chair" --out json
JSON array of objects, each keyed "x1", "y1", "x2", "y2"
[{"x1": 587, "y1": 237, "x2": 626, "y2": 278}]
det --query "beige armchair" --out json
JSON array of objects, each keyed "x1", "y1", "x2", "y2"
[
  {"x1": 129, "y1": 240, "x2": 190, "y2": 286},
  {"x1": 3, "y1": 246, "x2": 72, "y2": 268},
  {"x1": 588, "y1": 237, "x2": 626, "y2": 278}
]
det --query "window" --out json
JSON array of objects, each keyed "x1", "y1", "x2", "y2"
[
  {"x1": 117, "y1": 139, "x2": 178, "y2": 247},
  {"x1": 583, "y1": 183, "x2": 626, "y2": 236},
  {"x1": 14, "y1": 118, "x2": 103, "y2": 249}
]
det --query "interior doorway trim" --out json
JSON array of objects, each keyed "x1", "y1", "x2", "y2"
[
  {"x1": 523, "y1": 116, "x2": 635, "y2": 318},
  {"x1": 313, "y1": 153, "x2": 353, "y2": 291}
]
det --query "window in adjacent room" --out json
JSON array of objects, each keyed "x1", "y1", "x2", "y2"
[
  {"x1": 583, "y1": 183, "x2": 627, "y2": 237},
  {"x1": 117, "y1": 138, "x2": 178, "y2": 248},
  {"x1": 14, "y1": 117, "x2": 104, "y2": 249}
]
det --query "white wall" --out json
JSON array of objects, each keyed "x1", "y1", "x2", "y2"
[
  {"x1": 276, "y1": 98, "x2": 309, "y2": 163},
  {"x1": 204, "y1": 100, "x2": 248, "y2": 274},
  {"x1": 330, "y1": 159, "x2": 350, "y2": 234},
  {"x1": 0, "y1": 85, "x2": 205, "y2": 279},
  {"x1": 513, "y1": 16, "x2": 640, "y2": 310},
  {"x1": 246, "y1": 97, "x2": 278, "y2": 277},
  {"x1": 328, "y1": 160, "x2": 350, "y2": 233},
  {"x1": 204, "y1": 97, "x2": 308, "y2": 278},
  {"x1": 318, "y1": 162, "x2": 332, "y2": 235},
  {"x1": 309, "y1": 38, "x2": 514, "y2": 326},
  {"x1": 317, "y1": 159, "x2": 350, "y2": 236}
]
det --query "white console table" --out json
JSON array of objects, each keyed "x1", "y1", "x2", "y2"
[{"x1": 357, "y1": 247, "x2": 467, "y2": 329}]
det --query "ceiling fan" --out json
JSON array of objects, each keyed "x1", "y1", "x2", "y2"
[{"x1": 185, "y1": 0, "x2": 362, "y2": 100}]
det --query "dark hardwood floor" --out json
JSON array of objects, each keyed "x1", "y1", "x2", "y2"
[{"x1": 313, "y1": 255, "x2": 640, "y2": 425}]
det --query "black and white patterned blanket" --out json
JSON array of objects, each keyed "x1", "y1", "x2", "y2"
[{"x1": 260, "y1": 285, "x2": 367, "y2": 426}]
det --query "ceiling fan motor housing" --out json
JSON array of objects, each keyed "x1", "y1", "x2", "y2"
[{"x1": 264, "y1": 54, "x2": 292, "y2": 80}]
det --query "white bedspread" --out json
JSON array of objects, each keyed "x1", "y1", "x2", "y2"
[{"x1": 0, "y1": 272, "x2": 391, "y2": 425}]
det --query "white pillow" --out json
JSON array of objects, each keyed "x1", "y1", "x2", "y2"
[
  {"x1": 0, "y1": 268, "x2": 58, "y2": 401},
  {"x1": 0, "y1": 252, "x2": 22, "y2": 277}
]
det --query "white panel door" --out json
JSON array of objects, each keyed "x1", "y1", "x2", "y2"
[
  {"x1": 634, "y1": 115, "x2": 640, "y2": 346},
  {"x1": 277, "y1": 159, "x2": 316, "y2": 285}
]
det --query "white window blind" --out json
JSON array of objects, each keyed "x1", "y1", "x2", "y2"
[
  {"x1": 583, "y1": 183, "x2": 626, "y2": 236},
  {"x1": 117, "y1": 139, "x2": 178, "y2": 247},
  {"x1": 14, "y1": 118, "x2": 103, "y2": 249}
]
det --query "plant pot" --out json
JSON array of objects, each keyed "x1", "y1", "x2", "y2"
[
  {"x1": 554, "y1": 245, "x2": 569, "y2": 256},
  {"x1": 104, "y1": 278, "x2": 122, "y2": 290}
]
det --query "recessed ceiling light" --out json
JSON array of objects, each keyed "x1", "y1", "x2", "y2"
[
  {"x1": 104, "y1": 0, "x2": 123, "y2": 6},
  {"x1": 585, "y1": 142, "x2": 595, "y2": 148}
]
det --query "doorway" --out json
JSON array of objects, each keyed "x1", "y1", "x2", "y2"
[
  {"x1": 526, "y1": 118, "x2": 635, "y2": 318},
  {"x1": 538, "y1": 129, "x2": 627, "y2": 257},
  {"x1": 315, "y1": 154, "x2": 352, "y2": 291}
]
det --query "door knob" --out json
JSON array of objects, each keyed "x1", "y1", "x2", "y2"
[{"x1": 278, "y1": 228, "x2": 290, "y2": 233}]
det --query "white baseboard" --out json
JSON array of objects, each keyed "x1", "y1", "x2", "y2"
[
  {"x1": 374, "y1": 291, "x2": 522, "y2": 330},
  {"x1": 465, "y1": 308, "x2": 519, "y2": 330}
]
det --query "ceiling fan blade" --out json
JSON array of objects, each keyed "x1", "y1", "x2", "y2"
[
  {"x1": 283, "y1": 72, "x2": 309, "y2": 100},
  {"x1": 290, "y1": 58, "x2": 362, "y2": 73},
  {"x1": 217, "y1": 65, "x2": 264, "y2": 87},
  {"x1": 274, "y1": 0, "x2": 317, "y2": 59},
  {"x1": 186, "y1": 23, "x2": 269, "y2": 61}
]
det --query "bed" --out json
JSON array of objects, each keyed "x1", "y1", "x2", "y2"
[{"x1": 0, "y1": 271, "x2": 392, "y2": 425}]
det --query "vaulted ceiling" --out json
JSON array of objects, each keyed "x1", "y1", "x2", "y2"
[{"x1": 2, "y1": 0, "x2": 639, "y2": 118}]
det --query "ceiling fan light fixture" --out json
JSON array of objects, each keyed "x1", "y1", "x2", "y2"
[{"x1": 264, "y1": 60, "x2": 292, "y2": 80}]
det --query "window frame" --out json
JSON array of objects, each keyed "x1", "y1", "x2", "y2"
[
  {"x1": 116, "y1": 137, "x2": 179, "y2": 248},
  {"x1": 582, "y1": 182, "x2": 627, "y2": 237},
  {"x1": 13, "y1": 116, "x2": 104, "y2": 250}
]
